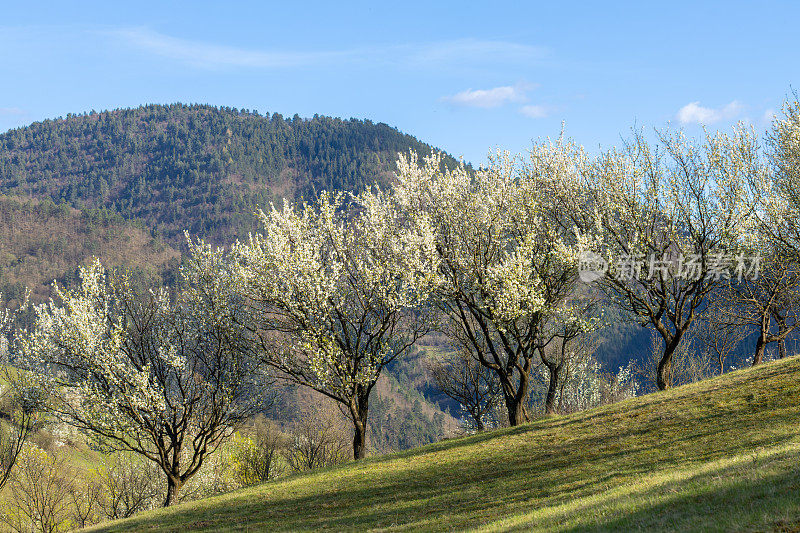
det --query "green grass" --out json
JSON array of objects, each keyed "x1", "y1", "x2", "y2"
[{"x1": 87, "y1": 358, "x2": 800, "y2": 532}]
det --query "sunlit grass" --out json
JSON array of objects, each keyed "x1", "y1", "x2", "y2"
[{"x1": 86, "y1": 357, "x2": 800, "y2": 532}]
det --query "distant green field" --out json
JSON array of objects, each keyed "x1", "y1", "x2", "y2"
[{"x1": 86, "y1": 357, "x2": 800, "y2": 532}]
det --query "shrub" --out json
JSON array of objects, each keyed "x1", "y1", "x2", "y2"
[
  {"x1": 283, "y1": 406, "x2": 349, "y2": 473},
  {"x1": 0, "y1": 446, "x2": 72, "y2": 533},
  {"x1": 95, "y1": 453, "x2": 162, "y2": 520},
  {"x1": 230, "y1": 416, "x2": 286, "y2": 486}
]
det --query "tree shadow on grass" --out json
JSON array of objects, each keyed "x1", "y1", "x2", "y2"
[
  {"x1": 95, "y1": 435, "x2": 800, "y2": 532},
  {"x1": 91, "y1": 358, "x2": 800, "y2": 532},
  {"x1": 499, "y1": 448, "x2": 800, "y2": 532}
]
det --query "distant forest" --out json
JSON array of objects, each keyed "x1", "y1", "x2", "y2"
[
  {"x1": 0, "y1": 104, "x2": 461, "y2": 244},
  {"x1": 3, "y1": 103, "x2": 765, "y2": 417}
]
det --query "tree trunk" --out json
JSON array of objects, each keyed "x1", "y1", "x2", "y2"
[
  {"x1": 778, "y1": 325, "x2": 788, "y2": 359},
  {"x1": 543, "y1": 360, "x2": 563, "y2": 415},
  {"x1": 163, "y1": 475, "x2": 182, "y2": 507},
  {"x1": 753, "y1": 314, "x2": 769, "y2": 366},
  {"x1": 472, "y1": 409, "x2": 485, "y2": 431},
  {"x1": 656, "y1": 339, "x2": 679, "y2": 391},
  {"x1": 505, "y1": 397, "x2": 527, "y2": 426},
  {"x1": 350, "y1": 391, "x2": 369, "y2": 460},
  {"x1": 753, "y1": 333, "x2": 766, "y2": 366},
  {"x1": 502, "y1": 370, "x2": 530, "y2": 427},
  {"x1": 352, "y1": 422, "x2": 366, "y2": 460}
]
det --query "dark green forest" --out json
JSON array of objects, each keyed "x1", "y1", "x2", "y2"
[{"x1": 0, "y1": 104, "x2": 461, "y2": 244}]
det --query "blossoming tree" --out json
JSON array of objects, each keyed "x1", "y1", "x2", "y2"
[
  {"x1": 19, "y1": 243, "x2": 265, "y2": 506},
  {"x1": 763, "y1": 96, "x2": 800, "y2": 254},
  {"x1": 393, "y1": 149, "x2": 591, "y2": 424},
  {"x1": 562, "y1": 127, "x2": 758, "y2": 389},
  {"x1": 0, "y1": 294, "x2": 42, "y2": 492},
  {"x1": 725, "y1": 96, "x2": 800, "y2": 364},
  {"x1": 233, "y1": 190, "x2": 437, "y2": 459}
]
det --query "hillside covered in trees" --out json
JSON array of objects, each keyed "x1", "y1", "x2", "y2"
[
  {"x1": 4, "y1": 97, "x2": 800, "y2": 530},
  {"x1": 0, "y1": 104, "x2": 761, "y2": 435},
  {"x1": 0, "y1": 106, "x2": 460, "y2": 461},
  {"x1": 0, "y1": 104, "x2": 461, "y2": 243},
  {"x1": 0, "y1": 195, "x2": 180, "y2": 303}
]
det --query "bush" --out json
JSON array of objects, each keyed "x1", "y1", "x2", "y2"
[
  {"x1": 177, "y1": 449, "x2": 237, "y2": 503},
  {"x1": 283, "y1": 405, "x2": 348, "y2": 473},
  {"x1": 67, "y1": 473, "x2": 103, "y2": 529},
  {"x1": 95, "y1": 453, "x2": 162, "y2": 519},
  {"x1": 230, "y1": 416, "x2": 286, "y2": 486},
  {"x1": 0, "y1": 446, "x2": 73, "y2": 533}
]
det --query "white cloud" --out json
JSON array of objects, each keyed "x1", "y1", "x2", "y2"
[
  {"x1": 0, "y1": 107, "x2": 25, "y2": 116},
  {"x1": 107, "y1": 28, "x2": 547, "y2": 71},
  {"x1": 444, "y1": 85, "x2": 531, "y2": 108},
  {"x1": 676, "y1": 100, "x2": 744, "y2": 125},
  {"x1": 108, "y1": 28, "x2": 346, "y2": 69},
  {"x1": 761, "y1": 108, "x2": 776, "y2": 125},
  {"x1": 519, "y1": 104, "x2": 550, "y2": 119}
]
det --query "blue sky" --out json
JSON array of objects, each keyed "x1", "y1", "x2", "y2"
[{"x1": 1, "y1": 1, "x2": 798, "y2": 165}]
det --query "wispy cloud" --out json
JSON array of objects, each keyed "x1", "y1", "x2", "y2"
[
  {"x1": 442, "y1": 84, "x2": 555, "y2": 117},
  {"x1": 107, "y1": 28, "x2": 547, "y2": 71},
  {"x1": 108, "y1": 28, "x2": 346, "y2": 69},
  {"x1": 443, "y1": 84, "x2": 533, "y2": 108},
  {"x1": 519, "y1": 104, "x2": 550, "y2": 119},
  {"x1": 676, "y1": 100, "x2": 744, "y2": 125},
  {"x1": 0, "y1": 107, "x2": 25, "y2": 116}
]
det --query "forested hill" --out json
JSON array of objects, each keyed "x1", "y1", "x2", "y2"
[
  {"x1": 0, "y1": 106, "x2": 460, "y2": 452},
  {"x1": 0, "y1": 104, "x2": 461, "y2": 243}
]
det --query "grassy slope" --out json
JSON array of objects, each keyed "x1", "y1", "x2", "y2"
[{"x1": 87, "y1": 357, "x2": 800, "y2": 532}]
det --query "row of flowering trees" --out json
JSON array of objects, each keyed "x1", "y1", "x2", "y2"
[{"x1": 4, "y1": 96, "x2": 800, "y2": 507}]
